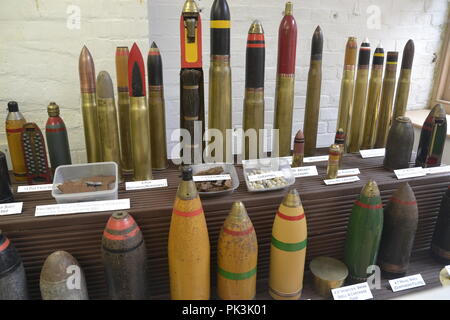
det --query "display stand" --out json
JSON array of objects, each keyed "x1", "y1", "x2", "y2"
[{"x1": 1, "y1": 153, "x2": 449, "y2": 300}]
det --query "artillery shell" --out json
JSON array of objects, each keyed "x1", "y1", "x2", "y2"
[
  {"x1": 292, "y1": 130, "x2": 304, "y2": 167},
  {"x1": 326, "y1": 144, "x2": 341, "y2": 180},
  {"x1": 392, "y1": 40, "x2": 414, "y2": 120},
  {"x1": 5, "y1": 101, "x2": 27, "y2": 182},
  {"x1": 45, "y1": 102, "x2": 72, "y2": 171},
  {"x1": 384, "y1": 116, "x2": 414, "y2": 170}
]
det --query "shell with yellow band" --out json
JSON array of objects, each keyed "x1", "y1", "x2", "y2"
[
  {"x1": 217, "y1": 201, "x2": 257, "y2": 300},
  {"x1": 269, "y1": 188, "x2": 307, "y2": 300},
  {"x1": 168, "y1": 166, "x2": 210, "y2": 300}
]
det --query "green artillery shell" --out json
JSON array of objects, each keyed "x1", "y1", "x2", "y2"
[
  {"x1": 292, "y1": 130, "x2": 304, "y2": 167},
  {"x1": 378, "y1": 183, "x2": 418, "y2": 278},
  {"x1": 337, "y1": 37, "x2": 357, "y2": 144},
  {"x1": 344, "y1": 180, "x2": 383, "y2": 282},
  {"x1": 415, "y1": 104, "x2": 447, "y2": 168},
  {"x1": 432, "y1": 186, "x2": 450, "y2": 264},
  {"x1": 0, "y1": 231, "x2": 29, "y2": 300},
  {"x1": 148, "y1": 42, "x2": 168, "y2": 170},
  {"x1": 392, "y1": 40, "x2": 414, "y2": 120},
  {"x1": 361, "y1": 44, "x2": 384, "y2": 149},
  {"x1": 334, "y1": 128, "x2": 346, "y2": 167},
  {"x1": 384, "y1": 116, "x2": 414, "y2": 170},
  {"x1": 102, "y1": 211, "x2": 149, "y2": 300},
  {"x1": 326, "y1": 144, "x2": 340, "y2": 180},
  {"x1": 374, "y1": 52, "x2": 399, "y2": 148},
  {"x1": 348, "y1": 39, "x2": 370, "y2": 153},
  {"x1": 243, "y1": 20, "x2": 265, "y2": 160},
  {"x1": 40, "y1": 250, "x2": 89, "y2": 300},
  {"x1": 45, "y1": 102, "x2": 72, "y2": 170},
  {"x1": 303, "y1": 26, "x2": 323, "y2": 156},
  {"x1": 97, "y1": 71, "x2": 122, "y2": 181}
]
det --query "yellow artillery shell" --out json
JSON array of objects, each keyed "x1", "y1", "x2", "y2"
[
  {"x1": 217, "y1": 201, "x2": 257, "y2": 300},
  {"x1": 269, "y1": 188, "x2": 307, "y2": 300}
]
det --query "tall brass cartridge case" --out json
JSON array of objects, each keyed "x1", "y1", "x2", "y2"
[
  {"x1": 148, "y1": 42, "x2": 168, "y2": 170},
  {"x1": 334, "y1": 128, "x2": 345, "y2": 167},
  {"x1": 361, "y1": 45, "x2": 384, "y2": 149},
  {"x1": 79, "y1": 46, "x2": 102, "y2": 163},
  {"x1": 326, "y1": 144, "x2": 340, "y2": 180},
  {"x1": 384, "y1": 116, "x2": 414, "y2": 170},
  {"x1": 97, "y1": 71, "x2": 122, "y2": 180},
  {"x1": 374, "y1": 52, "x2": 399, "y2": 148},
  {"x1": 243, "y1": 20, "x2": 265, "y2": 160},
  {"x1": 378, "y1": 183, "x2": 418, "y2": 278},
  {"x1": 130, "y1": 96, "x2": 152, "y2": 180},
  {"x1": 116, "y1": 47, "x2": 133, "y2": 174},
  {"x1": 273, "y1": 2, "x2": 297, "y2": 157},
  {"x1": 336, "y1": 37, "x2": 357, "y2": 142},
  {"x1": 303, "y1": 26, "x2": 323, "y2": 156},
  {"x1": 393, "y1": 40, "x2": 414, "y2": 120},
  {"x1": 292, "y1": 130, "x2": 304, "y2": 167},
  {"x1": 348, "y1": 40, "x2": 371, "y2": 153}
]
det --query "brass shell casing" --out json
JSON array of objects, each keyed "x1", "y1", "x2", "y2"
[
  {"x1": 326, "y1": 144, "x2": 341, "y2": 179},
  {"x1": 208, "y1": 56, "x2": 232, "y2": 161},
  {"x1": 97, "y1": 97, "x2": 122, "y2": 181},
  {"x1": 243, "y1": 88, "x2": 264, "y2": 160},
  {"x1": 361, "y1": 67, "x2": 383, "y2": 149},
  {"x1": 130, "y1": 96, "x2": 152, "y2": 181},
  {"x1": 149, "y1": 86, "x2": 168, "y2": 170},
  {"x1": 273, "y1": 74, "x2": 295, "y2": 157},
  {"x1": 310, "y1": 256, "x2": 348, "y2": 298},
  {"x1": 118, "y1": 91, "x2": 133, "y2": 173},
  {"x1": 337, "y1": 68, "x2": 356, "y2": 141},
  {"x1": 393, "y1": 69, "x2": 412, "y2": 120},
  {"x1": 347, "y1": 69, "x2": 369, "y2": 153},
  {"x1": 375, "y1": 68, "x2": 397, "y2": 148},
  {"x1": 81, "y1": 92, "x2": 102, "y2": 163},
  {"x1": 303, "y1": 60, "x2": 322, "y2": 157}
]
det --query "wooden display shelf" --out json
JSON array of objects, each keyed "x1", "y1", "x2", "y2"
[{"x1": 1, "y1": 153, "x2": 449, "y2": 300}]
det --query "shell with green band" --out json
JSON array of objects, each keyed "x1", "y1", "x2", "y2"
[
  {"x1": 217, "y1": 201, "x2": 257, "y2": 300},
  {"x1": 269, "y1": 188, "x2": 307, "y2": 300},
  {"x1": 344, "y1": 180, "x2": 384, "y2": 283}
]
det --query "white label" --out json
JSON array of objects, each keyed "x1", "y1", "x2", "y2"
[
  {"x1": 389, "y1": 274, "x2": 426, "y2": 293},
  {"x1": 445, "y1": 265, "x2": 450, "y2": 276},
  {"x1": 304, "y1": 155, "x2": 329, "y2": 163},
  {"x1": 17, "y1": 184, "x2": 53, "y2": 193},
  {"x1": 292, "y1": 166, "x2": 318, "y2": 178},
  {"x1": 332, "y1": 282, "x2": 373, "y2": 300},
  {"x1": 35, "y1": 199, "x2": 130, "y2": 217},
  {"x1": 337, "y1": 168, "x2": 360, "y2": 177},
  {"x1": 193, "y1": 174, "x2": 231, "y2": 182},
  {"x1": 324, "y1": 175, "x2": 360, "y2": 185},
  {"x1": 423, "y1": 165, "x2": 450, "y2": 175},
  {"x1": 248, "y1": 171, "x2": 284, "y2": 182},
  {"x1": 0, "y1": 202, "x2": 23, "y2": 216},
  {"x1": 360, "y1": 148, "x2": 385, "y2": 158},
  {"x1": 125, "y1": 179, "x2": 168, "y2": 191},
  {"x1": 394, "y1": 167, "x2": 426, "y2": 180}
]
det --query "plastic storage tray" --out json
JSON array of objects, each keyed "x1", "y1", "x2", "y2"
[
  {"x1": 51, "y1": 162, "x2": 118, "y2": 204},
  {"x1": 243, "y1": 158, "x2": 295, "y2": 192},
  {"x1": 192, "y1": 163, "x2": 239, "y2": 197}
]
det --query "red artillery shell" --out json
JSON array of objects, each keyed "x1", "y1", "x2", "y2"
[
  {"x1": 40, "y1": 250, "x2": 89, "y2": 300},
  {"x1": 378, "y1": 183, "x2": 418, "y2": 277},
  {"x1": 0, "y1": 231, "x2": 29, "y2": 299},
  {"x1": 101, "y1": 211, "x2": 149, "y2": 299}
]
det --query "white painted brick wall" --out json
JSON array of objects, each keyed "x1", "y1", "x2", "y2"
[{"x1": 0, "y1": 0, "x2": 448, "y2": 164}]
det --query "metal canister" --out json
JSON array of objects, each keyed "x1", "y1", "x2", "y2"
[
  {"x1": 217, "y1": 201, "x2": 257, "y2": 300},
  {"x1": 168, "y1": 166, "x2": 210, "y2": 299},
  {"x1": 0, "y1": 231, "x2": 29, "y2": 299},
  {"x1": 102, "y1": 211, "x2": 149, "y2": 300},
  {"x1": 384, "y1": 116, "x2": 414, "y2": 170},
  {"x1": 378, "y1": 183, "x2": 418, "y2": 278},
  {"x1": 5, "y1": 101, "x2": 27, "y2": 182},
  {"x1": 269, "y1": 188, "x2": 307, "y2": 300},
  {"x1": 309, "y1": 257, "x2": 348, "y2": 298},
  {"x1": 40, "y1": 250, "x2": 89, "y2": 300},
  {"x1": 45, "y1": 102, "x2": 72, "y2": 171},
  {"x1": 303, "y1": 26, "x2": 323, "y2": 156}
]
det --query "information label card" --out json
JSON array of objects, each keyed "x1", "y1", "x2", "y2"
[
  {"x1": 193, "y1": 174, "x2": 231, "y2": 182},
  {"x1": 0, "y1": 202, "x2": 23, "y2": 216},
  {"x1": 332, "y1": 282, "x2": 373, "y2": 300},
  {"x1": 337, "y1": 168, "x2": 360, "y2": 177},
  {"x1": 292, "y1": 166, "x2": 318, "y2": 178},
  {"x1": 125, "y1": 179, "x2": 168, "y2": 191},
  {"x1": 304, "y1": 155, "x2": 329, "y2": 163},
  {"x1": 389, "y1": 274, "x2": 425, "y2": 293},
  {"x1": 446, "y1": 265, "x2": 450, "y2": 276},
  {"x1": 360, "y1": 148, "x2": 385, "y2": 158},
  {"x1": 324, "y1": 175, "x2": 360, "y2": 185},
  {"x1": 35, "y1": 199, "x2": 130, "y2": 217},
  {"x1": 423, "y1": 165, "x2": 450, "y2": 175},
  {"x1": 17, "y1": 184, "x2": 53, "y2": 193},
  {"x1": 248, "y1": 171, "x2": 284, "y2": 182},
  {"x1": 394, "y1": 167, "x2": 426, "y2": 180}
]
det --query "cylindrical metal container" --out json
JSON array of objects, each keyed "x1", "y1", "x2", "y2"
[
  {"x1": 292, "y1": 130, "x2": 304, "y2": 168},
  {"x1": 310, "y1": 256, "x2": 348, "y2": 298},
  {"x1": 326, "y1": 144, "x2": 341, "y2": 180}
]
